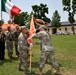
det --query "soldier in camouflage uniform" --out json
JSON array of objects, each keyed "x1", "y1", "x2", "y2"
[
  {"x1": 13, "y1": 26, "x2": 20, "y2": 57},
  {"x1": 35, "y1": 25, "x2": 61, "y2": 75},
  {"x1": 5, "y1": 26, "x2": 13, "y2": 59},
  {"x1": 18, "y1": 26, "x2": 30, "y2": 74}
]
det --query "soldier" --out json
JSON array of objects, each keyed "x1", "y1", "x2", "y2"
[
  {"x1": 13, "y1": 26, "x2": 20, "y2": 57},
  {"x1": 18, "y1": 26, "x2": 30, "y2": 74},
  {"x1": 5, "y1": 26, "x2": 13, "y2": 59},
  {"x1": 0, "y1": 27, "x2": 6, "y2": 60},
  {"x1": 35, "y1": 25, "x2": 61, "y2": 75}
]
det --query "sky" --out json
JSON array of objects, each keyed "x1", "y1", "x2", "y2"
[{"x1": 0, "y1": 0, "x2": 76, "y2": 23}]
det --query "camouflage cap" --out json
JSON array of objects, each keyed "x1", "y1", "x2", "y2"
[
  {"x1": 21, "y1": 26, "x2": 27, "y2": 30},
  {"x1": 39, "y1": 25, "x2": 47, "y2": 30}
]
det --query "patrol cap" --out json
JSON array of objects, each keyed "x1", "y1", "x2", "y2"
[
  {"x1": 21, "y1": 26, "x2": 27, "y2": 30},
  {"x1": 39, "y1": 25, "x2": 47, "y2": 30}
]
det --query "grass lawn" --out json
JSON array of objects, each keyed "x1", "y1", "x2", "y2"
[{"x1": 0, "y1": 35, "x2": 76, "y2": 75}]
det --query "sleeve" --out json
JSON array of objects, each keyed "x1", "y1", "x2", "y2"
[
  {"x1": 34, "y1": 41, "x2": 41, "y2": 45},
  {"x1": 18, "y1": 38, "x2": 29, "y2": 51},
  {"x1": 36, "y1": 32, "x2": 44, "y2": 37}
]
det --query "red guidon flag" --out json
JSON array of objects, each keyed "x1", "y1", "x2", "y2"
[
  {"x1": 27, "y1": 15, "x2": 36, "y2": 45},
  {"x1": 1, "y1": 0, "x2": 21, "y2": 17}
]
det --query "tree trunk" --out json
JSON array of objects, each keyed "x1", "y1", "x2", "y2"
[{"x1": 71, "y1": 23, "x2": 75, "y2": 35}]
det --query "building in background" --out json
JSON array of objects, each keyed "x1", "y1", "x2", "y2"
[{"x1": 48, "y1": 21, "x2": 76, "y2": 35}]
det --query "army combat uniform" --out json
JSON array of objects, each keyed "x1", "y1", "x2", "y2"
[
  {"x1": 5, "y1": 30, "x2": 13, "y2": 58},
  {"x1": 13, "y1": 30, "x2": 20, "y2": 57},
  {"x1": 36, "y1": 30, "x2": 59, "y2": 72},
  {"x1": 18, "y1": 32, "x2": 30, "y2": 72}
]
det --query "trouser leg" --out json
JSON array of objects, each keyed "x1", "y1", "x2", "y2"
[
  {"x1": 1, "y1": 49, "x2": 5, "y2": 59},
  {"x1": 0, "y1": 50, "x2": 1, "y2": 60},
  {"x1": 49, "y1": 51, "x2": 61, "y2": 75},
  {"x1": 49, "y1": 51, "x2": 59, "y2": 70},
  {"x1": 15, "y1": 42, "x2": 19, "y2": 57}
]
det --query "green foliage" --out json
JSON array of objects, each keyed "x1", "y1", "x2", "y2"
[
  {"x1": 72, "y1": 0, "x2": 76, "y2": 4},
  {"x1": 25, "y1": 12, "x2": 33, "y2": 28},
  {"x1": 51, "y1": 10, "x2": 61, "y2": 27},
  {"x1": 14, "y1": 12, "x2": 29, "y2": 26},
  {"x1": 0, "y1": 19, "x2": 4, "y2": 26},
  {"x1": 72, "y1": 0, "x2": 76, "y2": 14},
  {"x1": 62, "y1": 0, "x2": 76, "y2": 35},
  {"x1": 42, "y1": 17, "x2": 51, "y2": 23},
  {"x1": 62, "y1": 0, "x2": 76, "y2": 22},
  {"x1": 8, "y1": 20, "x2": 12, "y2": 24},
  {"x1": 32, "y1": 3, "x2": 51, "y2": 23},
  {"x1": 62, "y1": 0, "x2": 70, "y2": 6},
  {"x1": 68, "y1": 12, "x2": 75, "y2": 23}
]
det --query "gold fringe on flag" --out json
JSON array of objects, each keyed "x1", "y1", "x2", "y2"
[{"x1": 34, "y1": 18, "x2": 45, "y2": 26}]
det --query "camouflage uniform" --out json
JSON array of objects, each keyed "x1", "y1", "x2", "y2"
[
  {"x1": 36, "y1": 30, "x2": 59, "y2": 71},
  {"x1": 18, "y1": 32, "x2": 30, "y2": 71},
  {"x1": 5, "y1": 30, "x2": 13, "y2": 58},
  {"x1": 13, "y1": 30, "x2": 20, "y2": 57}
]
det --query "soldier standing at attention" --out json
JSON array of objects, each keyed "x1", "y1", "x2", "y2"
[
  {"x1": 5, "y1": 26, "x2": 13, "y2": 59},
  {"x1": 18, "y1": 26, "x2": 30, "y2": 74},
  {"x1": 13, "y1": 26, "x2": 20, "y2": 57},
  {"x1": 35, "y1": 25, "x2": 61, "y2": 75}
]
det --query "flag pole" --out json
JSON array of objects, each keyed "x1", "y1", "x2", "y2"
[
  {"x1": 0, "y1": 0, "x2": 2, "y2": 26},
  {"x1": 1, "y1": 11, "x2": 2, "y2": 21},
  {"x1": 29, "y1": 15, "x2": 33, "y2": 73},
  {"x1": 9, "y1": 0, "x2": 12, "y2": 23},
  {"x1": 29, "y1": 46, "x2": 32, "y2": 73},
  {"x1": 28, "y1": 15, "x2": 35, "y2": 73},
  {"x1": 0, "y1": 0, "x2": 2, "y2": 20}
]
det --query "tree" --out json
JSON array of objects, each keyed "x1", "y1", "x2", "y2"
[
  {"x1": 25, "y1": 12, "x2": 33, "y2": 28},
  {"x1": 0, "y1": 19, "x2": 4, "y2": 26},
  {"x1": 8, "y1": 20, "x2": 12, "y2": 24},
  {"x1": 14, "y1": 12, "x2": 29, "y2": 26},
  {"x1": 51, "y1": 10, "x2": 61, "y2": 27},
  {"x1": 32, "y1": 3, "x2": 51, "y2": 23},
  {"x1": 62, "y1": 0, "x2": 76, "y2": 35}
]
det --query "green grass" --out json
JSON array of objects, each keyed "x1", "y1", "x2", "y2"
[{"x1": 0, "y1": 35, "x2": 76, "y2": 75}]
